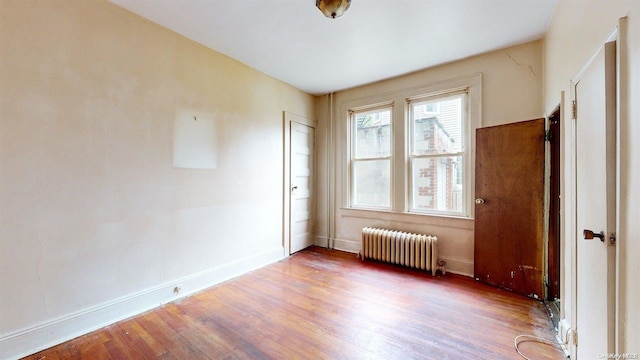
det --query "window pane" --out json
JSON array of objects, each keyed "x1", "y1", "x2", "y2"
[
  {"x1": 411, "y1": 96, "x2": 463, "y2": 155},
  {"x1": 354, "y1": 108, "x2": 392, "y2": 159},
  {"x1": 353, "y1": 160, "x2": 390, "y2": 208},
  {"x1": 411, "y1": 156, "x2": 463, "y2": 212}
]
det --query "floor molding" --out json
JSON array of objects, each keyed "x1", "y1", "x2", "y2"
[
  {"x1": 0, "y1": 246, "x2": 283, "y2": 360},
  {"x1": 327, "y1": 237, "x2": 473, "y2": 277},
  {"x1": 19, "y1": 247, "x2": 563, "y2": 360}
]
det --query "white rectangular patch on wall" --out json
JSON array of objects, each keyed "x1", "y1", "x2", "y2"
[{"x1": 173, "y1": 109, "x2": 218, "y2": 169}]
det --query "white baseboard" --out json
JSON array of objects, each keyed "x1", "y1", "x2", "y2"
[
  {"x1": 438, "y1": 256, "x2": 474, "y2": 277},
  {"x1": 557, "y1": 318, "x2": 572, "y2": 358},
  {"x1": 331, "y1": 237, "x2": 360, "y2": 254},
  {"x1": 327, "y1": 237, "x2": 473, "y2": 277},
  {"x1": 0, "y1": 246, "x2": 284, "y2": 360},
  {"x1": 315, "y1": 236, "x2": 360, "y2": 254},
  {"x1": 314, "y1": 235, "x2": 330, "y2": 248}
]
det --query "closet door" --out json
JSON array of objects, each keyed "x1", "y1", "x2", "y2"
[{"x1": 474, "y1": 119, "x2": 545, "y2": 298}]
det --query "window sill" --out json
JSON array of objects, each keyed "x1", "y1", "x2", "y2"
[{"x1": 338, "y1": 207, "x2": 474, "y2": 230}]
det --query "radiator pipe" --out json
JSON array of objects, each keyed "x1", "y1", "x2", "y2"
[{"x1": 327, "y1": 92, "x2": 333, "y2": 249}]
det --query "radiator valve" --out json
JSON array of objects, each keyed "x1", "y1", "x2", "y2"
[{"x1": 436, "y1": 260, "x2": 447, "y2": 275}]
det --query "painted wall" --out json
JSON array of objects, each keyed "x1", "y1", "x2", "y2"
[
  {"x1": 544, "y1": 0, "x2": 639, "y2": 355},
  {"x1": 315, "y1": 41, "x2": 544, "y2": 276},
  {"x1": 0, "y1": 1, "x2": 314, "y2": 358}
]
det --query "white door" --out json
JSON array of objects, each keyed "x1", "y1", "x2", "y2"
[
  {"x1": 574, "y1": 41, "x2": 616, "y2": 358},
  {"x1": 290, "y1": 121, "x2": 315, "y2": 254}
]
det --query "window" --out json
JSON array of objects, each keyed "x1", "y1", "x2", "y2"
[
  {"x1": 409, "y1": 92, "x2": 466, "y2": 214},
  {"x1": 344, "y1": 74, "x2": 479, "y2": 218},
  {"x1": 350, "y1": 106, "x2": 392, "y2": 209}
]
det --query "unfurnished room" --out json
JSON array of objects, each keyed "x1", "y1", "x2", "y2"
[{"x1": 0, "y1": 0, "x2": 638, "y2": 359}]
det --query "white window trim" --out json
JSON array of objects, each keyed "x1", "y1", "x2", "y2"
[
  {"x1": 341, "y1": 74, "x2": 482, "y2": 219},
  {"x1": 407, "y1": 89, "x2": 468, "y2": 216},
  {"x1": 349, "y1": 104, "x2": 394, "y2": 210}
]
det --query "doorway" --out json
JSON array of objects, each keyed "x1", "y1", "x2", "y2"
[{"x1": 546, "y1": 108, "x2": 561, "y2": 326}]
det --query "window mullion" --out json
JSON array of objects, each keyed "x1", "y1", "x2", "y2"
[{"x1": 392, "y1": 99, "x2": 405, "y2": 212}]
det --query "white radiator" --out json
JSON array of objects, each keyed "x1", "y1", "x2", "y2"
[{"x1": 361, "y1": 227, "x2": 439, "y2": 275}]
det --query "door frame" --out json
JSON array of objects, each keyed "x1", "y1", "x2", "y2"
[
  {"x1": 567, "y1": 17, "x2": 627, "y2": 357},
  {"x1": 283, "y1": 111, "x2": 317, "y2": 256},
  {"x1": 545, "y1": 105, "x2": 561, "y2": 302}
]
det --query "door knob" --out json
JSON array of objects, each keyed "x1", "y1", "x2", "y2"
[
  {"x1": 583, "y1": 229, "x2": 605, "y2": 242},
  {"x1": 291, "y1": 186, "x2": 298, "y2": 192},
  {"x1": 475, "y1": 198, "x2": 485, "y2": 204}
]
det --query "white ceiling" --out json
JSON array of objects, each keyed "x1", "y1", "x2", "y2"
[{"x1": 108, "y1": 0, "x2": 558, "y2": 95}]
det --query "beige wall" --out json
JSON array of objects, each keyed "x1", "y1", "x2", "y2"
[
  {"x1": 0, "y1": 1, "x2": 313, "y2": 357},
  {"x1": 315, "y1": 41, "x2": 544, "y2": 276},
  {"x1": 544, "y1": 0, "x2": 640, "y2": 355}
]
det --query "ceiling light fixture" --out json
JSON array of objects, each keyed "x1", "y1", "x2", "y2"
[{"x1": 316, "y1": 0, "x2": 351, "y2": 19}]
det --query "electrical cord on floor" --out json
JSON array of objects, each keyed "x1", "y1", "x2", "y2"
[{"x1": 514, "y1": 328, "x2": 572, "y2": 360}]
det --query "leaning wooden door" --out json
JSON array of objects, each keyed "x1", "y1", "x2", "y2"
[{"x1": 474, "y1": 119, "x2": 545, "y2": 298}]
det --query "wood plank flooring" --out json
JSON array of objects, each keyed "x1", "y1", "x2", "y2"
[{"x1": 22, "y1": 247, "x2": 565, "y2": 360}]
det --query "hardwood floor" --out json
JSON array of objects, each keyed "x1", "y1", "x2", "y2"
[{"x1": 23, "y1": 247, "x2": 565, "y2": 360}]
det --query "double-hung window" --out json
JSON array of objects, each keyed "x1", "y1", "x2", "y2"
[
  {"x1": 345, "y1": 75, "x2": 478, "y2": 217},
  {"x1": 408, "y1": 91, "x2": 466, "y2": 215},
  {"x1": 350, "y1": 106, "x2": 392, "y2": 209}
]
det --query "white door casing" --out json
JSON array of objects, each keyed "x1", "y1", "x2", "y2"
[{"x1": 573, "y1": 40, "x2": 617, "y2": 358}]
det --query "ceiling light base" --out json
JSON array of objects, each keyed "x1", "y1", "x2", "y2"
[{"x1": 316, "y1": 0, "x2": 351, "y2": 19}]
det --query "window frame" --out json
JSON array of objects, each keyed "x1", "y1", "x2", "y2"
[
  {"x1": 349, "y1": 104, "x2": 394, "y2": 210},
  {"x1": 407, "y1": 90, "x2": 469, "y2": 216},
  {"x1": 341, "y1": 74, "x2": 481, "y2": 219}
]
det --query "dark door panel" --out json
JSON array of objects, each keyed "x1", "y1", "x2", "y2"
[{"x1": 474, "y1": 119, "x2": 545, "y2": 298}]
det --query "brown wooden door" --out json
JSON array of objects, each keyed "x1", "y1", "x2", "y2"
[{"x1": 474, "y1": 119, "x2": 545, "y2": 298}]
